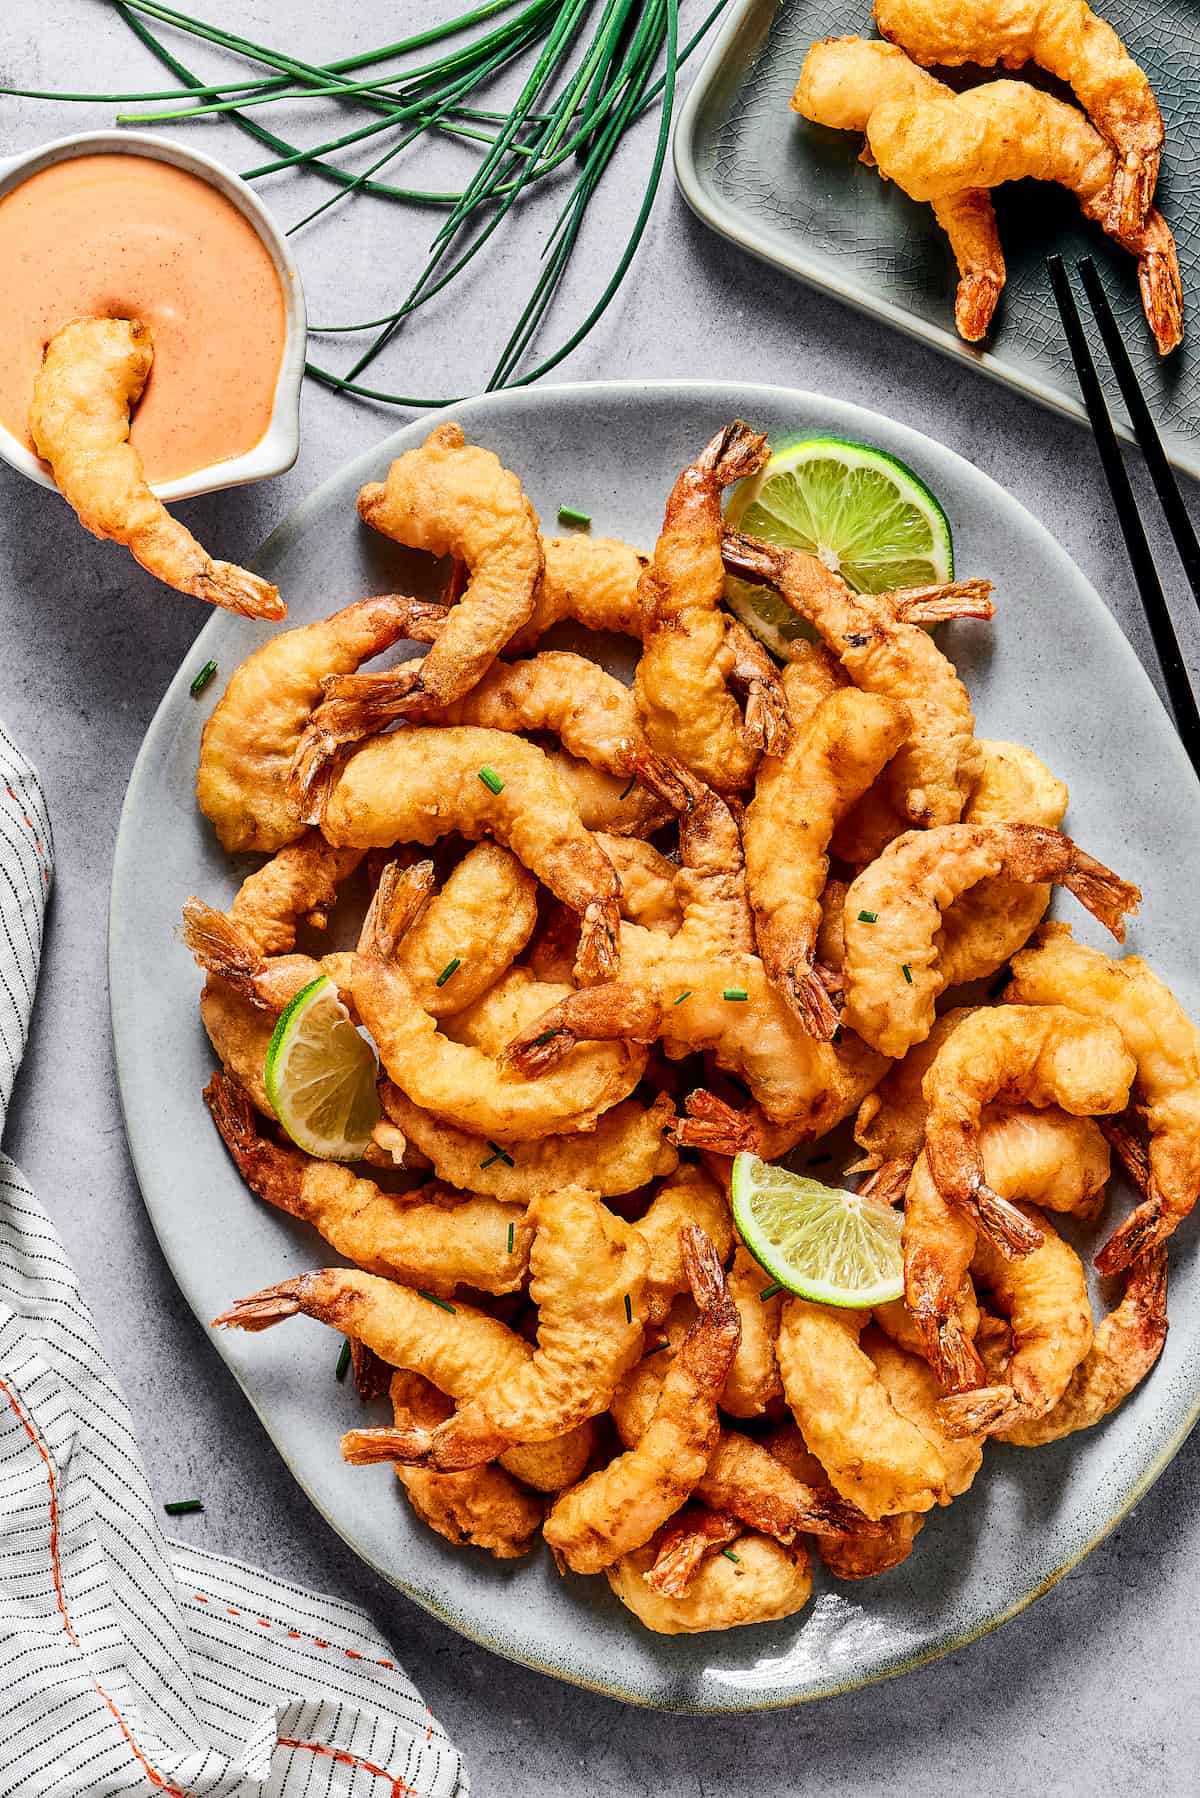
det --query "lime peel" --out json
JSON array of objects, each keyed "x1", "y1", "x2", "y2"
[
  {"x1": 730, "y1": 1151, "x2": 904, "y2": 1308},
  {"x1": 264, "y1": 974, "x2": 380, "y2": 1162}
]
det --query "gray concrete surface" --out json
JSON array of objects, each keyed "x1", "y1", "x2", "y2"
[{"x1": 2, "y1": 4, "x2": 1199, "y2": 1792}]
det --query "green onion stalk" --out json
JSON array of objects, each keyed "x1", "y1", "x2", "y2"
[{"x1": 10, "y1": 0, "x2": 732, "y2": 407}]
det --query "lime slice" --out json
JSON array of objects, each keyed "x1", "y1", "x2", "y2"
[
  {"x1": 723, "y1": 436, "x2": 953, "y2": 658},
  {"x1": 264, "y1": 975, "x2": 380, "y2": 1161},
  {"x1": 730, "y1": 1151, "x2": 904, "y2": 1307}
]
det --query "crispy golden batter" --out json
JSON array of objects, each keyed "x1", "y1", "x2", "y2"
[
  {"x1": 745, "y1": 678, "x2": 909, "y2": 1034},
  {"x1": 545, "y1": 752, "x2": 675, "y2": 837},
  {"x1": 872, "y1": 0, "x2": 1163, "y2": 235},
  {"x1": 319, "y1": 726, "x2": 621, "y2": 982},
  {"x1": 792, "y1": 39, "x2": 1005, "y2": 340},
  {"x1": 227, "y1": 832, "x2": 364, "y2": 954},
  {"x1": 197, "y1": 595, "x2": 419, "y2": 853},
  {"x1": 843, "y1": 823, "x2": 1139, "y2": 1057},
  {"x1": 606, "y1": 1531, "x2": 812, "y2": 1634},
  {"x1": 511, "y1": 535, "x2": 647, "y2": 647},
  {"x1": 851, "y1": 1008, "x2": 975, "y2": 1195},
  {"x1": 721, "y1": 530, "x2": 993, "y2": 828},
  {"x1": 1008, "y1": 923, "x2": 1200, "y2": 1271},
  {"x1": 867, "y1": 1326, "x2": 985, "y2": 1495},
  {"x1": 597, "y1": 835, "x2": 683, "y2": 933},
  {"x1": 721, "y1": 1247, "x2": 784, "y2": 1419},
  {"x1": 636, "y1": 1166, "x2": 733, "y2": 1326},
  {"x1": 30, "y1": 317, "x2": 283, "y2": 618}
]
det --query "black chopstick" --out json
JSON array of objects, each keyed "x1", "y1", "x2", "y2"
[
  {"x1": 1047, "y1": 254, "x2": 1200, "y2": 776},
  {"x1": 1076, "y1": 256, "x2": 1200, "y2": 604}
]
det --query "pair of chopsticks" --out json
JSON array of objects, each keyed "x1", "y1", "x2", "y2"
[{"x1": 1048, "y1": 254, "x2": 1200, "y2": 775}]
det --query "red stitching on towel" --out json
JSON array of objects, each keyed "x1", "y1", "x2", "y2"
[
  {"x1": 0, "y1": 1376, "x2": 190, "y2": 1798},
  {"x1": 187, "y1": 1590, "x2": 403, "y2": 1673},
  {"x1": 278, "y1": 1736, "x2": 417, "y2": 1796},
  {"x1": 5, "y1": 786, "x2": 49, "y2": 886}
]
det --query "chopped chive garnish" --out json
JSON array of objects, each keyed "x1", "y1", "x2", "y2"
[
  {"x1": 164, "y1": 1498, "x2": 203, "y2": 1517},
  {"x1": 618, "y1": 773, "x2": 637, "y2": 800},
  {"x1": 673, "y1": 990, "x2": 692, "y2": 1005},
  {"x1": 507, "y1": 1221, "x2": 515, "y2": 1254},
  {"x1": 480, "y1": 1151, "x2": 502, "y2": 1169},
  {"x1": 485, "y1": 1139, "x2": 515, "y2": 1168},
  {"x1": 857, "y1": 910, "x2": 878, "y2": 924},
  {"x1": 417, "y1": 1289, "x2": 457, "y2": 1314},
  {"x1": 531, "y1": 1029, "x2": 558, "y2": 1047},
  {"x1": 642, "y1": 1337, "x2": 669, "y2": 1358},
  {"x1": 435, "y1": 956, "x2": 461, "y2": 988},
  {"x1": 901, "y1": 963, "x2": 913, "y2": 985},
  {"x1": 557, "y1": 504, "x2": 592, "y2": 529},
  {"x1": 722, "y1": 987, "x2": 748, "y2": 1002},
  {"x1": 335, "y1": 1338, "x2": 352, "y2": 1382},
  {"x1": 760, "y1": 1282, "x2": 783, "y2": 1301},
  {"x1": 624, "y1": 1293, "x2": 633, "y2": 1324},
  {"x1": 720, "y1": 1548, "x2": 741, "y2": 1564},
  {"x1": 189, "y1": 659, "x2": 218, "y2": 697},
  {"x1": 477, "y1": 765, "x2": 504, "y2": 795}
]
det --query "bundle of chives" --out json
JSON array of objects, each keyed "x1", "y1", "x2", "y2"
[{"x1": 10, "y1": 0, "x2": 731, "y2": 407}]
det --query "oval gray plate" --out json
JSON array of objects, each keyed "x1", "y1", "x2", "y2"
[{"x1": 111, "y1": 379, "x2": 1200, "y2": 1711}]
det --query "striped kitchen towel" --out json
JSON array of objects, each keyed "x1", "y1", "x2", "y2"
[{"x1": 0, "y1": 720, "x2": 467, "y2": 1798}]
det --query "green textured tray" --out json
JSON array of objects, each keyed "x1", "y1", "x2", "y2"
[{"x1": 675, "y1": 0, "x2": 1199, "y2": 477}]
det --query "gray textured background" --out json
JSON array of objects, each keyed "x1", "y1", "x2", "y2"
[{"x1": 2, "y1": 3, "x2": 1199, "y2": 1792}]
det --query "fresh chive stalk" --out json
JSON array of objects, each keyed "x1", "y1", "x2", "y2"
[
  {"x1": 164, "y1": 1497, "x2": 204, "y2": 1516},
  {"x1": 189, "y1": 658, "x2": 218, "y2": 696},
  {"x1": 435, "y1": 957, "x2": 462, "y2": 987},
  {"x1": 335, "y1": 1338, "x2": 352, "y2": 1382},
  {"x1": 417, "y1": 1289, "x2": 457, "y2": 1314},
  {"x1": 478, "y1": 765, "x2": 505, "y2": 794},
  {"x1": 557, "y1": 504, "x2": 592, "y2": 527}
]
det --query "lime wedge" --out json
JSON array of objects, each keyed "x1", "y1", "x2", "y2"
[
  {"x1": 264, "y1": 975, "x2": 380, "y2": 1161},
  {"x1": 730, "y1": 1151, "x2": 904, "y2": 1307},
  {"x1": 723, "y1": 436, "x2": 953, "y2": 658}
]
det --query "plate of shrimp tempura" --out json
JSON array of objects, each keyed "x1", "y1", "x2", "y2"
[{"x1": 112, "y1": 379, "x2": 1200, "y2": 1709}]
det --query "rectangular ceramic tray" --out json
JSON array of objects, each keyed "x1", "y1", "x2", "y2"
[{"x1": 674, "y1": 0, "x2": 1200, "y2": 478}]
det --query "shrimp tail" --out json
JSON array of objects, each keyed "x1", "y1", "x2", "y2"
[
  {"x1": 698, "y1": 419, "x2": 771, "y2": 488},
  {"x1": 213, "y1": 1277, "x2": 311, "y2": 1331},
  {"x1": 1106, "y1": 150, "x2": 1160, "y2": 241},
  {"x1": 1095, "y1": 1187, "x2": 1172, "y2": 1276},
  {"x1": 785, "y1": 958, "x2": 842, "y2": 1040},
  {"x1": 359, "y1": 859, "x2": 436, "y2": 958},
  {"x1": 915, "y1": 1307, "x2": 987, "y2": 1394},
  {"x1": 180, "y1": 897, "x2": 270, "y2": 1001},
  {"x1": 1129, "y1": 214, "x2": 1184, "y2": 357},
  {"x1": 725, "y1": 619, "x2": 792, "y2": 758},
  {"x1": 720, "y1": 528, "x2": 788, "y2": 593},
  {"x1": 888, "y1": 580, "x2": 995, "y2": 624},
  {"x1": 1060, "y1": 846, "x2": 1141, "y2": 940},
  {"x1": 955, "y1": 268, "x2": 1003, "y2": 343},
  {"x1": 350, "y1": 1341, "x2": 391, "y2": 1402},
  {"x1": 198, "y1": 560, "x2": 286, "y2": 622},
  {"x1": 645, "y1": 1509, "x2": 743, "y2": 1597},
  {"x1": 680, "y1": 1225, "x2": 729, "y2": 1313},
  {"x1": 935, "y1": 1384, "x2": 1024, "y2": 1439},
  {"x1": 503, "y1": 983, "x2": 660, "y2": 1074},
  {"x1": 341, "y1": 1424, "x2": 434, "y2": 1466},
  {"x1": 973, "y1": 1180, "x2": 1046, "y2": 1258},
  {"x1": 855, "y1": 1156, "x2": 915, "y2": 1207},
  {"x1": 668, "y1": 1090, "x2": 763, "y2": 1156},
  {"x1": 575, "y1": 898, "x2": 622, "y2": 985}
]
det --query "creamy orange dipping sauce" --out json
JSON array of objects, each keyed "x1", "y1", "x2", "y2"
[{"x1": 0, "y1": 152, "x2": 286, "y2": 483}]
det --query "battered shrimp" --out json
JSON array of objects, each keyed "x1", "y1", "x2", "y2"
[
  {"x1": 607, "y1": 1531, "x2": 812, "y2": 1634},
  {"x1": 1001, "y1": 1247, "x2": 1168, "y2": 1445},
  {"x1": 543, "y1": 1228, "x2": 740, "y2": 1574},
  {"x1": 545, "y1": 752, "x2": 674, "y2": 838},
  {"x1": 354, "y1": 420, "x2": 542, "y2": 709},
  {"x1": 319, "y1": 726, "x2": 622, "y2": 983},
  {"x1": 348, "y1": 1372, "x2": 543, "y2": 1559},
  {"x1": 205, "y1": 1073, "x2": 531, "y2": 1296},
  {"x1": 721, "y1": 1247, "x2": 784, "y2": 1418},
  {"x1": 215, "y1": 1267, "x2": 590, "y2": 1492},
  {"x1": 667, "y1": 1089, "x2": 808, "y2": 1162},
  {"x1": 865, "y1": 81, "x2": 1182, "y2": 354},
  {"x1": 29, "y1": 318, "x2": 283, "y2": 618},
  {"x1": 636, "y1": 1167, "x2": 733, "y2": 1326},
  {"x1": 922, "y1": 1003, "x2": 1135, "y2": 1255},
  {"x1": 744, "y1": 679, "x2": 910, "y2": 1034},
  {"x1": 793, "y1": 38, "x2": 1006, "y2": 340},
  {"x1": 353, "y1": 1186, "x2": 648, "y2": 1470},
  {"x1": 843, "y1": 823, "x2": 1140, "y2": 1057},
  {"x1": 226, "y1": 833, "x2": 364, "y2": 954},
  {"x1": 868, "y1": 1326, "x2": 985, "y2": 1494},
  {"x1": 350, "y1": 865, "x2": 642, "y2": 1141},
  {"x1": 935, "y1": 741, "x2": 1069, "y2": 988},
  {"x1": 936, "y1": 1202, "x2": 1094, "y2": 1437},
  {"x1": 851, "y1": 1008, "x2": 975, "y2": 1196},
  {"x1": 644, "y1": 1508, "x2": 746, "y2": 1596},
  {"x1": 596, "y1": 836, "x2": 683, "y2": 933},
  {"x1": 721, "y1": 529, "x2": 993, "y2": 827},
  {"x1": 776, "y1": 1300, "x2": 954, "y2": 1518},
  {"x1": 904, "y1": 1107, "x2": 1110, "y2": 1389},
  {"x1": 634, "y1": 421, "x2": 790, "y2": 792},
  {"x1": 376, "y1": 1084, "x2": 679, "y2": 1201},
  {"x1": 757, "y1": 1425, "x2": 926, "y2": 1582},
  {"x1": 873, "y1": 0, "x2": 1164, "y2": 235},
  {"x1": 510, "y1": 534, "x2": 647, "y2": 647},
  {"x1": 197, "y1": 594, "x2": 422, "y2": 852},
  {"x1": 1008, "y1": 923, "x2": 1200, "y2": 1270}
]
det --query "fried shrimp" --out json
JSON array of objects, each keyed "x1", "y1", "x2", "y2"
[
  {"x1": 744, "y1": 679, "x2": 910, "y2": 1035},
  {"x1": 936, "y1": 1202, "x2": 1094, "y2": 1437},
  {"x1": 318, "y1": 725, "x2": 621, "y2": 982},
  {"x1": 227, "y1": 833, "x2": 365, "y2": 955},
  {"x1": 865, "y1": 81, "x2": 1182, "y2": 354},
  {"x1": 872, "y1": 0, "x2": 1164, "y2": 236},
  {"x1": 607, "y1": 1531, "x2": 812, "y2": 1634},
  {"x1": 29, "y1": 317, "x2": 284, "y2": 618},
  {"x1": 596, "y1": 836, "x2": 683, "y2": 933},
  {"x1": 935, "y1": 741, "x2": 1069, "y2": 988},
  {"x1": 721, "y1": 529, "x2": 993, "y2": 827},
  {"x1": 354, "y1": 1372, "x2": 543, "y2": 1559},
  {"x1": 543, "y1": 1227, "x2": 740, "y2": 1574},
  {"x1": 776, "y1": 1300, "x2": 954, "y2": 1519},
  {"x1": 1008, "y1": 923, "x2": 1200, "y2": 1270},
  {"x1": 351, "y1": 866, "x2": 641, "y2": 1141},
  {"x1": 792, "y1": 38, "x2": 1006, "y2": 340},
  {"x1": 721, "y1": 1247, "x2": 784, "y2": 1418},
  {"x1": 546, "y1": 753, "x2": 675, "y2": 837},
  {"x1": 843, "y1": 823, "x2": 1140, "y2": 1057},
  {"x1": 511, "y1": 534, "x2": 647, "y2": 648},
  {"x1": 851, "y1": 1008, "x2": 974, "y2": 1197},
  {"x1": 1000, "y1": 1247, "x2": 1168, "y2": 1445},
  {"x1": 644, "y1": 1507, "x2": 745, "y2": 1596},
  {"x1": 905, "y1": 1107, "x2": 1110, "y2": 1389},
  {"x1": 352, "y1": 1186, "x2": 647, "y2": 1471},
  {"x1": 922, "y1": 1003, "x2": 1135, "y2": 1256},
  {"x1": 197, "y1": 595, "x2": 421, "y2": 853},
  {"x1": 634, "y1": 421, "x2": 789, "y2": 792},
  {"x1": 756, "y1": 1425, "x2": 926, "y2": 1581},
  {"x1": 376, "y1": 1084, "x2": 678, "y2": 1200},
  {"x1": 636, "y1": 1167, "x2": 733, "y2": 1326},
  {"x1": 205, "y1": 1073, "x2": 531, "y2": 1296}
]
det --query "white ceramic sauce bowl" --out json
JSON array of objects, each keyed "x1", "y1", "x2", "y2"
[{"x1": 0, "y1": 129, "x2": 306, "y2": 501}]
